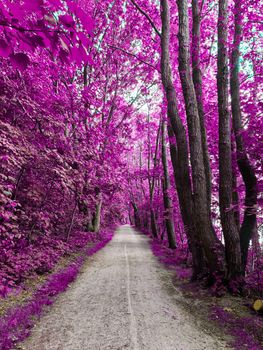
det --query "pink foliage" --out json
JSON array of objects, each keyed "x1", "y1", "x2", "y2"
[
  {"x1": 0, "y1": 0, "x2": 262, "y2": 346},
  {"x1": 0, "y1": 231, "x2": 113, "y2": 350}
]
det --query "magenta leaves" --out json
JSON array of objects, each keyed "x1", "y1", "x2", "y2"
[
  {"x1": 0, "y1": 0, "x2": 94, "y2": 70},
  {"x1": 210, "y1": 306, "x2": 263, "y2": 350},
  {"x1": 0, "y1": 231, "x2": 113, "y2": 350}
]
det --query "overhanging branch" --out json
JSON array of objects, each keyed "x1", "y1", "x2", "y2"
[
  {"x1": 108, "y1": 44, "x2": 159, "y2": 72},
  {"x1": 130, "y1": 0, "x2": 161, "y2": 38}
]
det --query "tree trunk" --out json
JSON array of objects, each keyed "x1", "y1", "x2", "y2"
[
  {"x1": 84, "y1": 63, "x2": 88, "y2": 87},
  {"x1": 251, "y1": 224, "x2": 261, "y2": 272},
  {"x1": 160, "y1": 0, "x2": 206, "y2": 278},
  {"x1": 167, "y1": 124, "x2": 205, "y2": 277},
  {"x1": 217, "y1": 0, "x2": 242, "y2": 280},
  {"x1": 129, "y1": 208, "x2": 134, "y2": 225},
  {"x1": 176, "y1": 0, "x2": 225, "y2": 276},
  {"x1": 230, "y1": 0, "x2": 257, "y2": 274},
  {"x1": 91, "y1": 194, "x2": 102, "y2": 233},
  {"x1": 150, "y1": 208, "x2": 158, "y2": 238},
  {"x1": 148, "y1": 117, "x2": 160, "y2": 238},
  {"x1": 12, "y1": 165, "x2": 25, "y2": 200},
  {"x1": 161, "y1": 119, "x2": 176, "y2": 249},
  {"x1": 143, "y1": 212, "x2": 149, "y2": 230},
  {"x1": 231, "y1": 136, "x2": 240, "y2": 229},
  {"x1": 191, "y1": 0, "x2": 212, "y2": 208},
  {"x1": 132, "y1": 201, "x2": 141, "y2": 228},
  {"x1": 66, "y1": 201, "x2": 78, "y2": 241},
  {"x1": 86, "y1": 209, "x2": 94, "y2": 232}
]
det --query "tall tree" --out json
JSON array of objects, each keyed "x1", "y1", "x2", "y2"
[
  {"x1": 161, "y1": 119, "x2": 176, "y2": 249},
  {"x1": 230, "y1": 0, "x2": 257, "y2": 273},
  {"x1": 217, "y1": 0, "x2": 242, "y2": 280},
  {"x1": 160, "y1": 0, "x2": 207, "y2": 277},
  {"x1": 191, "y1": 0, "x2": 212, "y2": 207},
  {"x1": 176, "y1": 0, "x2": 225, "y2": 277},
  {"x1": 148, "y1": 115, "x2": 160, "y2": 238}
]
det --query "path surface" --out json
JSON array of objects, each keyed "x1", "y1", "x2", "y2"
[{"x1": 21, "y1": 225, "x2": 228, "y2": 350}]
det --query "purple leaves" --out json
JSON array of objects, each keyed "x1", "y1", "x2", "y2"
[
  {"x1": 59, "y1": 14, "x2": 75, "y2": 28},
  {"x1": 66, "y1": 1, "x2": 94, "y2": 34},
  {"x1": 77, "y1": 31, "x2": 91, "y2": 48},
  {"x1": 75, "y1": 7, "x2": 94, "y2": 34},
  {"x1": 210, "y1": 306, "x2": 263, "y2": 349},
  {"x1": 22, "y1": 0, "x2": 43, "y2": 12},
  {"x1": 0, "y1": 39, "x2": 12, "y2": 58},
  {"x1": 0, "y1": 232, "x2": 113, "y2": 350},
  {"x1": 0, "y1": 0, "x2": 261, "y2": 348},
  {"x1": 0, "y1": 0, "x2": 94, "y2": 66},
  {"x1": 10, "y1": 53, "x2": 30, "y2": 71}
]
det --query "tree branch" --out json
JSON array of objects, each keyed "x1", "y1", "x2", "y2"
[
  {"x1": 0, "y1": 21, "x2": 63, "y2": 34},
  {"x1": 108, "y1": 44, "x2": 160, "y2": 72},
  {"x1": 130, "y1": 0, "x2": 161, "y2": 37},
  {"x1": 200, "y1": 0, "x2": 206, "y2": 14}
]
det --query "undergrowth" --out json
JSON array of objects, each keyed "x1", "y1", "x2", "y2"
[
  {"x1": 149, "y1": 235, "x2": 263, "y2": 350},
  {"x1": 0, "y1": 230, "x2": 113, "y2": 350}
]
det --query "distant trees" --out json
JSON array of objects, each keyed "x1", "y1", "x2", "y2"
[{"x1": 0, "y1": 0, "x2": 138, "y2": 292}]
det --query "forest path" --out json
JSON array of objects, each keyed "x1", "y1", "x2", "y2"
[{"x1": 21, "y1": 225, "x2": 228, "y2": 350}]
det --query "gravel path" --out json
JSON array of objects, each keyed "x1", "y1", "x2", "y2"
[{"x1": 21, "y1": 225, "x2": 228, "y2": 350}]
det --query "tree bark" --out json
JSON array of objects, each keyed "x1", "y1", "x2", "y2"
[
  {"x1": 148, "y1": 117, "x2": 161, "y2": 238},
  {"x1": 160, "y1": 0, "x2": 208, "y2": 278},
  {"x1": 150, "y1": 208, "x2": 158, "y2": 238},
  {"x1": 92, "y1": 193, "x2": 102, "y2": 233},
  {"x1": 231, "y1": 135, "x2": 240, "y2": 230},
  {"x1": 84, "y1": 63, "x2": 88, "y2": 87},
  {"x1": 176, "y1": 0, "x2": 225, "y2": 276},
  {"x1": 230, "y1": 0, "x2": 258, "y2": 274},
  {"x1": 66, "y1": 201, "x2": 78, "y2": 241},
  {"x1": 161, "y1": 119, "x2": 176, "y2": 249},
  {"x1": 132, "y1": 201, "x2": 141, "y2": 228},
  {"x1": 167, "y1": 124, "x2": 205, "y2": 277},
  {"x1": 217, "y1": 0, "x2": 242, "y2": 280},
  {"x1": 191, "y1": 0, "x2": 212, "y2": 207}
]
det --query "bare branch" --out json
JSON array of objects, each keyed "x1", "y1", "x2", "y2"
[
  {"x1": 108, "y1": 44, "x2": 160, "y2": 72},
  {"x1": 130, "y1": 0, "x2": 161, "y2": 38},
  {"x1": 200, "y1": 0, "x2": 206, "y2": 15}
]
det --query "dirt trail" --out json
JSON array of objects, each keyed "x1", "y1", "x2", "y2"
[{"x1": 20, "y1": 225, "x2": 228, "y2": 350}]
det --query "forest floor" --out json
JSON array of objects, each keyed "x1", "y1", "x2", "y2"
[{"x1": 18, "y1": 225, "x2": 231, "y2": 350}]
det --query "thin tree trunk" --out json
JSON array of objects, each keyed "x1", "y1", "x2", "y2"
[
  {"x1": 231, "y1": 135, "x2": 240, "y2": 229},
  {"x1": 148, "y1": 117, "x2": 161, "y2": 238},
  {"x1": 84, "y1": 64, "x2": 88, "y2": 87},
  {"x1": 191, "y1": 0, "x2": 212, "y2": 207},
  {"x1": 139, "y1": 145, "x2": 146, "y2": 200},
  {"x1": 67, "y1": 201, "x2": 78, "y2": 241},
  {"x1": 176, "y1": 0, "x2": 225, "y2": 276},
  {"x1": 86, "y1": 208, "x2": 94, "y2": 231},
  {"x1": 132, "y1": 201, "x2": 141, "y2": 228},
  {"x1": 232, "y1": 167, "x2": 240, "y2": 229},
  {"x1": 161, "y1": 119, "x2": 176, "y2": 249},
  {"x1": 92, "y1": 193, "x2": 102, "y2": 233},
  {"x1": 230, "y1": 0, "x2": 258, "y2": 274},
  {"x1": 217, "y1": 0, "x2": 242, "y2": 280},
  {"x1": 150, "y1": 209, "x2": 158, "y2": 238},
  {"x1": 12, "y1": 165, "x2": 25, "y2": 200},
  {"x1": 128, "y1": 208, "x2": 134, "y2": 225}
]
